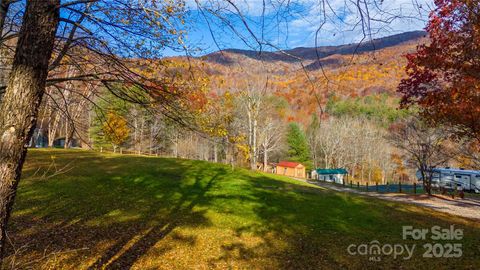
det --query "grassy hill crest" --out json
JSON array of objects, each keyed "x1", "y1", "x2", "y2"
[{"x1": 4, "y1": 149, "x2": 480, "y2": 269}]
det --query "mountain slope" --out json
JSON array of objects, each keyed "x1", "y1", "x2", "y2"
[
  {"x1": 166, "y1": 31, "x2": 428, "y2": 124},
  {"x1": 202, "y1": 31, "x2": 426, "y2": 65}
]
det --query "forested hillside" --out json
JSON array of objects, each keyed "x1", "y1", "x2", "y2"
[
  {"x1": 0, "y1": 29, "x2": 429, "y2": 187},
  {"x1": 24, "y1": 31, "x2": 429, "y2": 185},
  {"x1": 2, "y1": 1, "x2": 479, "y2": 267},
  {"x1": 179, "y1": 30, "x2": 427, "y2": 123}
]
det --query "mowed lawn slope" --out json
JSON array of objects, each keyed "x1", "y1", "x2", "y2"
[{"x1": 4, "y1": 149, "x2": 480, "y2": 269}]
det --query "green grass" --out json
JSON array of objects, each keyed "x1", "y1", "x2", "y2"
[{"x1": 4, "y1": 149, "x2": 480, "y2": 269}]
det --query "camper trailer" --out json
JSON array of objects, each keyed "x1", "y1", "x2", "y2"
[{"x1": 416, "y1": 168, "x2": 480, "y2": 193}]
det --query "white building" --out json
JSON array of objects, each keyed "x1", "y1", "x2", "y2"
[{"x1": 312, "y1": 168, "x2": 348, "y2": 184}]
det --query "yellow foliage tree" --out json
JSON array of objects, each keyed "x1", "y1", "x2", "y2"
[{"x1": 103, "y1": 112, "x2": 130, "y2": 151}]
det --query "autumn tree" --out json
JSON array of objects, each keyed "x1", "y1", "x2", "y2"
[
  {"x1": 103, "y1": 112, "x2": 130, "y2": 152},
  {"x1": 398, "y1": 0, "x2": 480, "y2": 141},
  {"x1": 388, "y1": 117, "x2": 451, "y2": 195},
  {"x1": 454, "y1": 137, "x2": 480, "y2": 168},
  {"x1": 0, "y1": 0, "x2": 186, "y2": 260},
  {"x1": 0, "y1": 0, "x2": 434, "y2": 262},
  {"x1": 234, "y1": 77, "x2": 268, "y2": 169},
  {"x1": 0, "y1": 1, "x2": 60, "y2": 260},
  {"x1": 258, "y1": 96, "x2": 287, "y2": 171},
  {"x1": 307, "y1": 116, "x2": 393, "y2": 183}
]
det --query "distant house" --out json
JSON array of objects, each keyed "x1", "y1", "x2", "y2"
[
  {"x1": 313, "y1": 168, "x2": 348, "y2": 184},
  {"x1": 275, "y1": 161, "x2": 306, "y2": 178}
]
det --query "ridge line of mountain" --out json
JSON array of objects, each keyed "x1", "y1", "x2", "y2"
[{"x1": 200, "y1": 30, "x2": 427, "y2": 65}]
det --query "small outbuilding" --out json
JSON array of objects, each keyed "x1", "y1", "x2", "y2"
[
  {"x1": 275, "y1": 161, "x2": 306, "y2": 179},
  {"x1": 313, "y1": 168, "x2": 348, "y2": 184}
]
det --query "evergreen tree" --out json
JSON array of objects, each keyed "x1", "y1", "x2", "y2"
[{"x1": 286, "y1": 123, "x2": 311, "y2": 166}]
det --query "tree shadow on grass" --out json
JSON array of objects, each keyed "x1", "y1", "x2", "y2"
[
  {"x1": 5, "y1": 150, "x2": 224, "y2": 269},
  {"x1": 208, "y1": 174, "x2": 480, "y2": 269},
  {"x1": 89, "y1": 171, "x2": 220, "y2": 269},
  {"x1": 5, "y1": 150, "x2": 480, "y2": 269}
]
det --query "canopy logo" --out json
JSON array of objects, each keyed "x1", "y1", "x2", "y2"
[
  {"x1": 347, "y1": 241, "x2": 415, "y2": 261},
  {"x1": 347, "y1": 225, "x2": 463, "y2": 261}
]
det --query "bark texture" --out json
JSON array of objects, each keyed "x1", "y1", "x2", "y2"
[{"x1": 0, "y1": 0, "x2": 59, "y2": 261}]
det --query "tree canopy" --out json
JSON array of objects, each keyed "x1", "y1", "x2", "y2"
[
  {"x1": 398, "y1": 0, "x2": 480, "y2": 140},
  {"x1": 286, "y1": 122, "x2": 310, "y2": 166}
]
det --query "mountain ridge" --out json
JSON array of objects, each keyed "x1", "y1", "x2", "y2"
[{"x1": 201, "y1": 31, "x2": 427, "y2": 65}]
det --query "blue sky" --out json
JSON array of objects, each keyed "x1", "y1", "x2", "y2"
[{"x1": 164, "y1": 0, "x2": 434, "y2": 56}]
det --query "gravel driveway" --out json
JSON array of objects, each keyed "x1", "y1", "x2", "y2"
[{"x1": 309, "y1": 181, "x2": 480, "y2": 221}]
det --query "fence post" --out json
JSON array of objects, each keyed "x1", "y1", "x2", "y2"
[
  {"x1": 386, "y1": 182, "x2": 389, "y2": 192},
  {"x1": 414, "y1": 183, "x2": 417, "y2": 194},
  {"x1": 366, "y1": 182, "x2": 369, "y2": 192},
  {"x1": 350, "y1": 181, "x2": 353, "y2": 188},
  {"x1": 357, "y1": 182, "x2": 360, "y2": 189},
  {"x1": 399, "y1": 181, "x2": 402, "y2": 193},
  {"x1": 342, "y1": 178, "x2": 345, "y2": 186},
  {"x1": 376, "y1": 182, "x2": 379, "y2": 192}
]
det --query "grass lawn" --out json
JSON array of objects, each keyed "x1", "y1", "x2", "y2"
[{"x1": 3, "y1": 149, "x2": 480, "y2": 269}]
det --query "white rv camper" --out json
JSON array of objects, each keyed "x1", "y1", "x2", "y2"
[{"x1": 416, "y1": 168, "x2": 480, "y2": 193}]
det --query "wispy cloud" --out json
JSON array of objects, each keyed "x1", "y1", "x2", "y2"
[
  {"x1": 181, "y1": 0, "x2": 434, "y2": 54},
  {"x1": 283, "y1": 0, "x2": 434, "y2": 47}
]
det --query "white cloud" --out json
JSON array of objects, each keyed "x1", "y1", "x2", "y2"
[
  {"x1": 284, "y1": 0, "x2": 434, "y2": 47},
  {"x1": 186, "y1": 0, "x2": 279, "y2": 16},
  {"x1": 185, "y1": 0, "x2": 435, "y2": 49}
]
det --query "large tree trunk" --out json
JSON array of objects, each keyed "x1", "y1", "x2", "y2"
[{"x1": 0, "y1": 0, "x2": 59, "y2": 261}]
